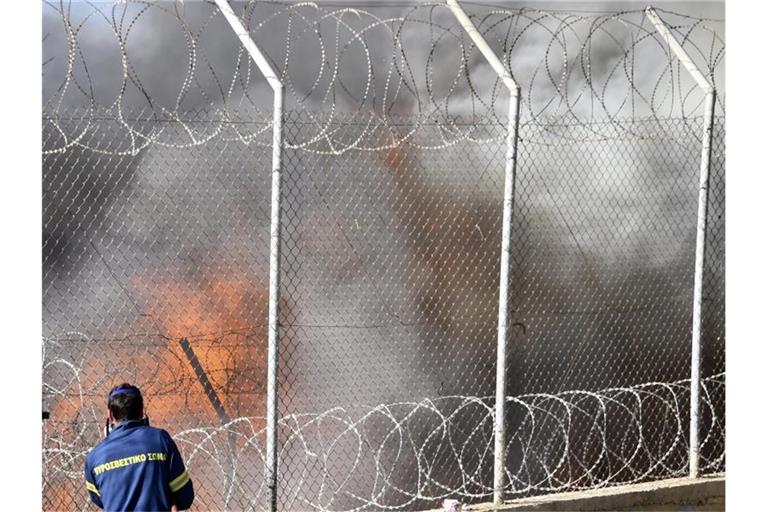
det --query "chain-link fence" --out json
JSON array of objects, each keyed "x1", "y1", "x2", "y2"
[{"x1": 42, "y1": 1, "x2": 724, "y2": 510}]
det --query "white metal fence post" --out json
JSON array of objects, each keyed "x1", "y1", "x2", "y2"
[
  {"x1": 213, "y1": 1, "x2": 285, "y2": 509},
  {"x1": 645, "y1": 6, "x2": 717, "y2": 479},
  {"x1": 688, "y1": 87, "x2": 716, "y2": 478},
  {"x1": 445, "y1": 1, "x2": 521, "y2": 504},
  {"x1": 493, "y1": 91, "x2": 521, "y2": 503},
  {"x1": 265, "y1": 83, "x2": 285, "y2": 512}
]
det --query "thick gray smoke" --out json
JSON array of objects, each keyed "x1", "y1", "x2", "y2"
[{"x1": 43, "y1": 1, "x2": 725, "y2": 510}]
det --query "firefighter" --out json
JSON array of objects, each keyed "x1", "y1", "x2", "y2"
[{"x1": 84, "y1": 383, "x2": 194, "y2": 511}]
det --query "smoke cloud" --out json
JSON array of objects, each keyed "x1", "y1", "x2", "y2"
[{"x1": 43, "y1": 1, "x2": 725, "y2": 509}]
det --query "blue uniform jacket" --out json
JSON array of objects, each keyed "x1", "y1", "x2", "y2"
[{"x1": 84, "y1": 419, "x2": 194, "y2": 511}]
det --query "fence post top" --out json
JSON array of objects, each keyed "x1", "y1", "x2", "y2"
[
  {"x1": 644, "y1": 5, "x2": 715, "y2": 95},
  {"x1": 445, "y1": 0, "x2": 520, "y2": 96}
]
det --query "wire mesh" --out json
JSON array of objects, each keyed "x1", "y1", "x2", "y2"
[
  {"x1": 42, "y1": 1, "x2": 725, "y2": 510},
  {"x1": 43, "y1": 107, "x2": 274, "y2": 510},
  {"x1": 277, "y1": 112, "x2": 507, "y2": 510},
  {"x1": 505, "y1": 116, "x2": 727, "y2": 491},
  {"x1": 699, "y1": 117, "x2": 725, "y2": 475}
]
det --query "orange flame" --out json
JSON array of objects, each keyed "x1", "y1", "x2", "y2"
[{"x1": 44, "y1": 271, "x2": 277, "y2": 510}]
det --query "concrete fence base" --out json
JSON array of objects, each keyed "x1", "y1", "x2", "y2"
[{"x1": 436, "y1": 475, "x2": 725, "y2": 512}]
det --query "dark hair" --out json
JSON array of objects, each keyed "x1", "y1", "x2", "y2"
[{"x1": 107, "y1": 383, "x2": 144, "y2": 422}]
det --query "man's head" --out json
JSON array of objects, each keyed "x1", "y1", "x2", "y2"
[{"x1": 107, "y1": 383, "x2": 144, "y2": 423}]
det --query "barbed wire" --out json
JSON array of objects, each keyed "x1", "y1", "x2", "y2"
[
  {"x1": 43, "y1": 1, "x2": 724, "y2": 155},
  {"x1": 43, "y1": 343, "x2": 725, "y2": 512},
  {"x1": 42, "y1": 2, "x2": 725, "y2": 510}
]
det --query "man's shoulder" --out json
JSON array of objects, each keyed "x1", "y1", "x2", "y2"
[
  {"x1": 89, "y1": 425, "x2": 171, "y2": 453},
  {"x1": 85, "y1": 436, "x2": 109, "y2": 464},
  {"x1": 85, "y1": 435, "x2": 122, "y2": 473},
  {"x1": 136, "y1": 425, "x2": 177, "y2": 449}
]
